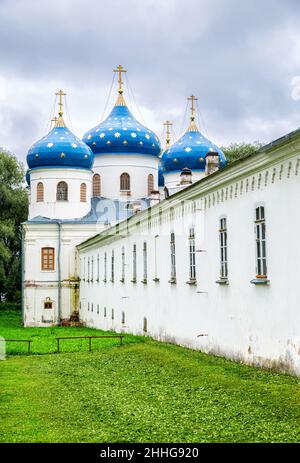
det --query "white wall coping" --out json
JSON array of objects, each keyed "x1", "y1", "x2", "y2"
[{"x1": 77, "y1": 133, "x2": 300, "y2": 252}]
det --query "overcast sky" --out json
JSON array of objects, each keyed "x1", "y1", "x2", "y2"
[{"x1": 1, "y1": 0, "x2": 300, "y2": 164}]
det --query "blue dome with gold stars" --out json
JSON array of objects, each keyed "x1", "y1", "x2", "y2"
[
  {"x1": 27, "y1": 124, "x2": 93, "y2": 170},
  {"x1": 162, "y1": 96, "x2": 227, "y2": 174},
  {"x1": 162, "y1": 128, "x2": 226, "y2": 173},
  {"x1": 83, "y1": 94, "x2": 160, "y2": 157},
  {"x1": 27, "y1": 89, "x2": 94, "y2": 170}
]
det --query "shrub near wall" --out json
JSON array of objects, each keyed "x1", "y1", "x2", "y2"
[{"x1": 0, "y1": 302, "x2": 21, "y2": 311}]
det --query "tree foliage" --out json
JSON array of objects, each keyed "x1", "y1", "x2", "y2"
[
  {"x1": 221, "y1": 141, "x2": 263, "y2": 164},
  {"x1": 0, "y1": 148, "x2": 28, "y2": 302}
]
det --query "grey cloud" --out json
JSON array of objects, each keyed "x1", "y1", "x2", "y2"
[{"x1": 0, "y1": 0, "x2": 300, "y2": 163}]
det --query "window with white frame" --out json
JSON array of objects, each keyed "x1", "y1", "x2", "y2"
[
  {"x1": 104, "y1": 252, "x2": 107, "y2": 282},
  {"x1": 111, "y1": 250, "x2": 114, "y2": 282},
  {"x1": 219, "y1": 217, "x2": 228, "y2": 279},
  {"x1": 154, "y1": 234, "x2": 159, "y2": 281},
  {"x1": 132, "y1": 244, "x2": 137, "y2": 282},
  {"x1": 91, "y1": 256, "x2": 94, "y2": 281},
  {"x1": 121, "y1": 246, "x2": 125, "y2": 282},
  {"x1": 170, "y1": 232, "x2": 176, "y2": 281},
  {"x1": 41, "y1": 247, "x2": 55, "y2": 271},
  {"x1": 83, "y1": 257, "x2": 86, "y2": 281},
  {"x1": 188, "y1": 228, "x2": 196, "y2": 281},
  {"x1": 97, "y1": 254, "x2": 100, "y2": 281},
  {"x1": 87, "y1": 257, "x2": 90, "y2": 282},
  {"x1": 255, "y1": 206, "x2": 267, "y2": 277},
  {"x1": 143, "y1": 241, "x2": 147, "y2": 282}
]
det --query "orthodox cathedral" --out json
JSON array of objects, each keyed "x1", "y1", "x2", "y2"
[{"x1": 22, "y1": 66, "x2": 300, "y2": 376}]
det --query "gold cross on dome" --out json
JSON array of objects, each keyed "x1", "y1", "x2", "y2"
[
  {"x1": 55, "y1": 89, "x2": 66, "y2": 116},
  {"x1": 163, "y1": 120, "x2": 172, "y2": 148},
  {"x1": 187, "y1": 94, "x2": 198, "y2": 121},
  {"x1": 113, "y1": 65, "x2": 127, "y2": 94},
  {"x1": 51, "y1": 116, "x2": 58, "y2": 127}
]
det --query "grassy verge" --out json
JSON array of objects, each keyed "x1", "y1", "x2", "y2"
[
  {"x1": 0, "y1": 310, "x2": 144, "y2": 354},
  {"x1": 0, "y1": 311, "x2": 299, "y2": 443}
]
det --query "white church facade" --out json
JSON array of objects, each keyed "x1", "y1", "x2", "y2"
[{"x1": 22, "y1": 67, "x2": 300, "y2": 376}]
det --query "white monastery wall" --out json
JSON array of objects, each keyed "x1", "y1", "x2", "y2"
[{"x1": 78, "y1": 144, "x2": 300, "y2": 376}]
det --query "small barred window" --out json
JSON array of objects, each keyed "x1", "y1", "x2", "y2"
[
  {"x1": 93, "y1": 174, "x2": 101, "y2": 197},
  {"x1": 37, "y1": 182, "x2": 44, "y2": 202},
  {"x1": 57, "y1": 181, "x2": 68, "y2": 201},
  {"x1": 120, "y1": 172, "x2": 130, "y2": 191},
  {"x1": 80, "y1": 183, "x2": 87, "y2": 202}
]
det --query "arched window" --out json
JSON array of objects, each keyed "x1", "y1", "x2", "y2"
[
  {"x1": 56, "y1": 181, "x2": 68, "y2": 201},
  {"x1": 93, "y1": 174, "x2": 101, "y2": 197},
  {"x1": 80, "y1": 183, "x2": 87, "y2": 202},
  {"x1": 36, "y1": 182, "x2": 44, "y2": 202},
  {"x1": 120, "y1": 172, "x2": 130, "y2": 191},
  {"x1": 148, "y1": 174, "x2": 154, "y2": 195}
]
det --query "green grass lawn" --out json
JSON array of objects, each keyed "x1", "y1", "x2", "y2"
[
  {"x1": 0, "y1": 310, "x2": 143, "y2": 355},
  {"x1": 0, "y1": 311, "x2": 299, "y2": 443}
]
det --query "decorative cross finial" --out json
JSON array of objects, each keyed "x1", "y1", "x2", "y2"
[
  {"x1": 55, "y1": 89, "x2": 66, "y2": 117},
  {"x1": 187, "y1": 95, "x2": 198, "y2": 122},
  {"x1": 187, "y1": 95, "x2": 199, "y2": 132},
  {"x1": 51, "y1": 116, "x2": 58, "y2": 127},
  {"x1": 113, "y1": 65, "x2": 127, "y2": 94},
  {"x1": 163, "y1": 120, "x2": 172, "y2": 148}
]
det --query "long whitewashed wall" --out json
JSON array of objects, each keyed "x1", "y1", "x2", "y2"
[{"x1": 78, "y1": 142, "x2": 300, "y2": 376}]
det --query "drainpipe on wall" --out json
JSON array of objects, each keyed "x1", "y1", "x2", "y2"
[
  {"x1": 53, "y1": 221, "x2": 62, "y2": 325},
  {"x1": 20, "y1": 224, "x2": 25, "y2": 326}
]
